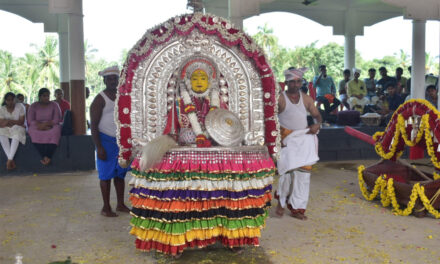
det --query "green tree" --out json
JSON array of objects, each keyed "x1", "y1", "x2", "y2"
[
  {"x1": 17, "y1": 53, "x2": 40, "y2": 103},
  {"x1": 31, "y1": 36, "x2": 60, "y2": 92},
  {"x1": 252, "y1": 23, "x2": 279, "y2": 58},
  {"x1": 0, "y1": 50, "x2": 23, "y2": 100}
]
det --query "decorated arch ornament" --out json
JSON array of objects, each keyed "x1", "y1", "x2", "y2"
[
  {"x1": 358, "y1": 99, "x2": 440, "y2": 218},
  {"x1": 372, "y1": 99, "x2": 440, "y2": 166},
  {"x1": 116, "y1": 12, "x2": 280, "y2": 165}
]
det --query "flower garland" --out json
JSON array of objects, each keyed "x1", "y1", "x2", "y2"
[
  {"x1": 357, "y1": 165, "x2": 383, "y2": 200},
  {"x1": 180, "y1": 81, "x2": 221, "y2": 147},
  {"x1": 398, "y1": 114, "x2": 427, "y2": 147},
  {"x1": 418, "y1": 185, "x2": 440, "y2": 218},
  {"x1": 372, "y1": 99, "x2": 440, "y2": 167},
  {"x1": 357, "y1": 165, "x2": 440, "y2": 218},
  {"x1": 181, "y1": 88, "x2": 204, "y2": 136},
  {"x1": 424, "y1": 125, "x2": 440, "y2": 168},
  {"x1": 386, "y1": 178, "x2": 418, "y2": 216}
]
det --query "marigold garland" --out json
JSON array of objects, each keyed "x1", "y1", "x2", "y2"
[
  {"x1": 375, "y1": 113, "x2": 438, "y2": 166},
  {"x1": 357, "y1": 165, "x2": 440, "y2": 218}
]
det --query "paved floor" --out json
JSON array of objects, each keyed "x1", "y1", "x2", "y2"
[{"x1": 1, "y1": 160, "x2": 440, "y2": 264}]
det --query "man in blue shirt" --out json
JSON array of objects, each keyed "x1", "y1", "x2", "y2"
[{"x1": 313, "y1": 65, "x2": 340, "y2": 119}]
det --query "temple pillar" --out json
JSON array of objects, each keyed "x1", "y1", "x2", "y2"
[
  {"x1": 58, "y1": 28, "x2": 70, "y2": 101},
  {"x1": 410, "y1": 20, "x2": 426, "y2": 99},
  {"x1": 68, "y1": 1, "x2": 86, "y2": 135},
  {"x1": 344, "y1": 34, "x2": 356, "y2": 71}
]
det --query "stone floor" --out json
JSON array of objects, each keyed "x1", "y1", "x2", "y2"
[{"x1": 1, "y1": 160, "x2": 440, "y2": 264}]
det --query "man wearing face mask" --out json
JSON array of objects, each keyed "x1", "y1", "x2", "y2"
[{"x1": 90, "y1": 65, "x2": 130, "y2": 217}]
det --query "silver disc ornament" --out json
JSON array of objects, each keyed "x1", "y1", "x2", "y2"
[{"x1": 205, "y1": 108, "x2": 244, "y2": 147}]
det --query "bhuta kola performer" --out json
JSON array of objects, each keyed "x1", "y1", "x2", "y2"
[
  {"x1": 275, "y1": 68, "x2": 322, "y2": 220},
  {"x1": 116, "y1": 13, "x2": 280, "y2": 258},
  {"x1": 127, "y1": 57, "x2": 275, "y2": 257}
]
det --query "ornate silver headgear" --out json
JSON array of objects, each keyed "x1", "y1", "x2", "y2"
[{"x1": 180, "y1": 56, "x2": 218, "y2": 97}]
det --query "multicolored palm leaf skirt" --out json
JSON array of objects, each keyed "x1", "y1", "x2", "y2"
[{"x1": 128, "y1": 146, "x2": 275, "y2": 256}]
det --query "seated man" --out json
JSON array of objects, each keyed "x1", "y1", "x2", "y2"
[
  {"x1": 395, "y1": 67, "x2": 407, "y2": 95},
  {"x1": 426, "y1": 84, "x2": 438, "y2": 109},
  {"x1": 347, "y1": 68, "x2": 369, "y2": 113},
  {"x1": 313, "y1": 65, "x2": 340, "y2": 122},
  {"x1": 364, "y1": 68, "x2": 379, "y2": 104},
  {"x1": 338, "y1": 69, "x2": 350, "y2": 110},
  {"x1": 377, "y1": 67, "x2": 397, "y2": 94},
  {"x1": 377, "y1": 82, "x2": 404, "y2": 124}
]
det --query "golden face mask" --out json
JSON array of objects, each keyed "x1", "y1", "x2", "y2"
[{"x1": 190, "y1": 69, "x2": 209, "y2": 93}]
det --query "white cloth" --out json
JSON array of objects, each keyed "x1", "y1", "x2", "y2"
[
  {"x1": 276, "y1": 91, "x2": 318, "y2": 210},
  {"x1": 278, "y1": 133, "x2": 319, "y2": 175},
  {"x1": 347, "y1": 96, "x2": 370, "y2": 112},
  {"x1": 284, "y1": 68, "x2": 308, "y2": 82},
  {"x1": 0, "y1": 104, "x2": 26, "y2": 144},
  {"x1": 98, "y1": 91, "x2": 117, "y2": 137},
  {"x1": 277, "y1": 171, "x2": 311, "y2": 209},
  {"x1": 98, "y1": 65, "x2": 119, "y2": 77},
  {"x1": 0, "y1": 136, "x2": 19, "y2": 160}
]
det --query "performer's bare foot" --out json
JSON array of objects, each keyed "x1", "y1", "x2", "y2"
[
  {"x1": 10, "y1": 160, "x2": 16, "y2": 170},
  {"x1": 116, "y1": 204, "x2": 130, "y2": 213},
  {"x1": 172, "y1": 252, "x2": 183, "y2": 259},
  {"x1": 275, "y1": 202, "x2": 284, "y2": 217},
  {"x1": 6, "y1": 160, "x2": 12, "y2": 170},
  {"x1": 40, "y1": 157, "x2": 50, "y2": 166},
  {"x1": 229, "y1": 247, "x2": 244, "y2": 254},
  {"x1": 101, "y1": 208, "x2": 118, "y2": 217}
]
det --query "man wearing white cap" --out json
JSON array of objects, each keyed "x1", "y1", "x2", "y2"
[
  {"x1": 90, "y1": 65, "x2": 130, "y2": 217},
  {"x1": 275, "y1": 67, "x2": 322, "y2": 220},
  {"x1": 347, "y1": 68, "x2": 369, "y2": 113}
]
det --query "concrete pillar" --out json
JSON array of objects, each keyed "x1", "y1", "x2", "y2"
[
  {"x1": 411, "y1": 20, "x2": 426, "y2": 99},
  {"x1": 438, "y1": 23, "x2": 440, "y2": 108},
  {"x1": 58, "y1": 31, "x2": 70, "y2": 102},
  {"x1": 344, "y1": 35, "x2": 356, "y2": 71},
  {"x1": 229, "y1": 16, "x2": 243, "y2": 29},
  {"x1": 228, "y1": 0, "x2": 244, "y2": 29},
  {"x1": 68, "y1": 1, "x2": 86, "y2": 135}
]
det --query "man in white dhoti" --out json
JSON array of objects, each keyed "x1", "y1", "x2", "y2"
[{"x1": 275, "y1": 68, "x2": 322, "y2": 220}]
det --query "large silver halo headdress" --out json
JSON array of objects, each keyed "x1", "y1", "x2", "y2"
[{"x1": 180, "y1": 56, "x2": 218, "y2": 98}]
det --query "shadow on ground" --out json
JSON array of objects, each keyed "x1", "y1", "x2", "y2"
[{"x1": 152, "y1": 244, "x2": 272, "y2": 264}]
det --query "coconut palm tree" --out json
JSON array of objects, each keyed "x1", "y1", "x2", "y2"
[
  {"x1": 31, "y1": 36, "x2": 60, "y2": 91},
  {"x1": 0, "y1": 50, "x2": 24, "y2": 100},
  {"x1": 251, "y1": 23, "x2": 279, "y2": 58},
  {"x1": 17, "y1": 53, "x2": 40, "y2": 102}
]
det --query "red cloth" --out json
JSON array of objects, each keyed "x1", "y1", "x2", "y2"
[
  {"x1": 409, "y1": 145, "x2": 425, "y2": 160},
  {"x1": 385, "y1": 174, "x2": 407, "y2": 183},
  {"x1": 56, "y1": 99, "x2": 70, "y2": 118},
  {"x1": 309, "y1": 82, "x2": 316, "y2": 100},
  {"x1": 324, "y1": 94, "x2": 335, "y2": 104}
]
